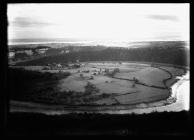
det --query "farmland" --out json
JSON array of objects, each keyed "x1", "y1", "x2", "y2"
[
  {"x1": 9, "y1": 61, "x2": 186, "y2": 111},
  {"x1": 8, "y1": 40, "x2": 189, "y2": 113}
]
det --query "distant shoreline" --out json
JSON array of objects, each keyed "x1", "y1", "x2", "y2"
[
  {"x1": 8, "y1": 41, "x2": 92, "y2": 46},
  {"x1": 8, "y1": 40, "x2": 189, "y2": 48}
]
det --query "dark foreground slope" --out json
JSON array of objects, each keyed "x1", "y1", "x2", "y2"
[
  {"x1": 15, "y1": 41, "x2": 189, "y2": 66},
  {"x1": 8, "y1": 68, "x2": 70, "y2": 103},
  {"x1": 4, "y1": 111, "x2": 192, "y2": 136}
]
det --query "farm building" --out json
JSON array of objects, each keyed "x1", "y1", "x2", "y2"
[
  {"x1": 9, "y1": 51, "x2": 15, "y2": 58},
  {"x1": 36, "y1": 48, "x2": 48, "y2": 54},
  {"x1": 24, "y1": 50, "x2": 33, "y2": 56},
  {"x1": 65, "y1": 50, "x2": 70, "y2": 53}
]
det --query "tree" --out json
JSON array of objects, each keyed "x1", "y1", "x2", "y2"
[
  {"x1": 114, "y1": 68, "x2": 120, "y2": 73},
  {"x1": 80, "y1": 73, "x2": 83, "y2": 77},
  {"x1": 84, "y1": 82, "x2": 99, "y2": 95},
  {"x1": 132, "y1": 82, "x2": 136, "y2": 88},
  {"x1": 133, "y1": 77, "x2": 138, "y2": 83}
]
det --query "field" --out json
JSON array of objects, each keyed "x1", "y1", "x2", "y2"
[{"x1": 10, "y1": 62, "x2": 186, "y2": 108}]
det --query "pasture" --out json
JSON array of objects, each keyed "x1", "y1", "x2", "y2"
[{"x1": 34, "y1": 62, "x2": 185, "y2": 106}]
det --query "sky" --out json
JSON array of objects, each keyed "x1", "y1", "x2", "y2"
[{"x1": 7, "y1": 3, "x2": 190, "y2": 42}]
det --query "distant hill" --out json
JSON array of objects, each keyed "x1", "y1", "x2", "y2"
[{"x1": 14, "y1": 41, "x2": 189, "y2": 67}]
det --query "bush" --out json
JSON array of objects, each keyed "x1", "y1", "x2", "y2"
[{"x1": 84, "y1": 82, "x2": 100, "y2": 95}]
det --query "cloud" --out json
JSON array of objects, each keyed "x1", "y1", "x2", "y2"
[
  {"x1": 9, "y1": 17, "x2": 53, "y2": 27},
  {"x1": 147, "y1": 15, "x2": 179, "y2": 22}
]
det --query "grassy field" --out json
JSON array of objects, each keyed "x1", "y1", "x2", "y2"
[
  {"x1": 9, "y1": 62, "x2": 186, "y2": 107},
  {"x1": 55, "y1": 62, "x2": 183, "y2": 105}
]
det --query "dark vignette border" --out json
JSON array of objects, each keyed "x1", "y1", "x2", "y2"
[{"x1": 1, "y1": 1, "x2": 192, "y2": 136}]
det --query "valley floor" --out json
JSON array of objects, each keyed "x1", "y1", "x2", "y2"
[{"x1": 9, "y1": 62, "x2": 189, "y2": 114}]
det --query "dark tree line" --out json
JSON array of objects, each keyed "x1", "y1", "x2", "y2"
[
  {"x1": 8, "y1": 68, "x2": 71, "y2": 102},
  {"x1": 16, "y1": 41, "x2": 189, "y2": 67}
]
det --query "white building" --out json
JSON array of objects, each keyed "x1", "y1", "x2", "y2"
[
  {"x1": 25, "y1": 50, "x2": 33, "y2": 56},
  {"x1": 60, "y1": 50, "x2": 65, "y2": 54},
  {"x1": 65, "y1": 50, "x2": 70, "y2": 53},
  {"x1": 76, "y1": 59, "x2": 79, "y2": 63},
  {"x1": 36, "y1": 48, "x2": 48, "y2": 54},
  {"x1": 9, "y1": 51, "x2": 15, "y2": 58},
  {"x1": 56, "y1": 64, "x2": 62, "y2": 68}
]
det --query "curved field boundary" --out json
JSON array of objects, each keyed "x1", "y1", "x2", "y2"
[
  {"x1": 110, "y1": 65, "x2": 173, "y2": 90},
  {"x1": 111, "y1": 76, "x2": 167, "y2": 90},
  {"x1": 154, "y1": 66, "x2": 173, "y2": 89},
  {"x1": 83, "y1": 60, "x2": 189, "y2": 70},
  {"x1": 10, "y1": 62, "x2": 188, "y2": 113},
  {"x1": 87, "y1": 61, "x2": 187, "y2": 90}
]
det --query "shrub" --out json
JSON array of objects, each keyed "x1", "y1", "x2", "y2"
[{"x1": 84, "y1": 82, "x2": 100, "y2": 95}]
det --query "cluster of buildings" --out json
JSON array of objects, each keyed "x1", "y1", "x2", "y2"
[
  {"x1": 78, "y1": 67, "x2": 120, "y2": 79},
  {"x1": 8, "y1": 50, "x2": 34, "y2": 58},
  {"x1": 8, "y1": 47, "x2": 49, "y2": 59},
  {"x1": 37, "y1": 48, "x2": 48, "y2": 54},
  {"x1": 43, "y1": 62, "x2": 82, "y2": 70},
  {"x1": 60, "y1": 50, "x2": 70, "y2": 54}
]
